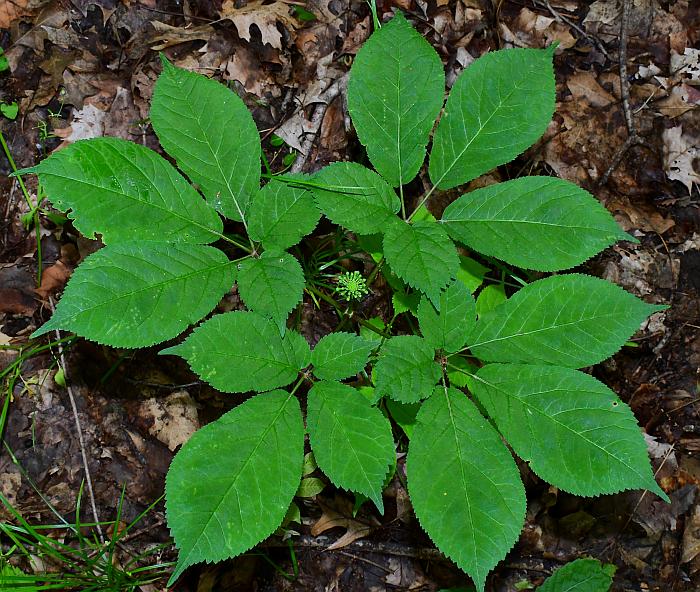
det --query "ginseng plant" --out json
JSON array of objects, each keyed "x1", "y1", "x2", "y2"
[{"x1": 19, "y1": 12, "x2": 668, "y2": 591}]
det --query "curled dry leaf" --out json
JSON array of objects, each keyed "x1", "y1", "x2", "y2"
[{"x1": 35, "y1": 260, "x2": 72, "y2": 300}]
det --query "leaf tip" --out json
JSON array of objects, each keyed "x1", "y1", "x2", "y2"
[
  {"x1": 159, "y1": 52, "x2": 175, "y2": 71},
  {"x1": 159, "y1": 343, "x2": 185, "y2": 358},
  {"x1": 167, "y1": 555, "x2": 193, "y2": 588},
  {"x1": 11, "y1": 165, "x2": 39, "y2": 177},
  {"x1": 648, "y1": 480, "x2": 671, "y2": 504},
  {"x1": 30, "y1": 320, "x2": 59, "y2": 340}
]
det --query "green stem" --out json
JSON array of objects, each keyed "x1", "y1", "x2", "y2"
[
  {"x1": 407, "y1": 183, "x2": 438, "y2": 223},
  {"x1": 0, "y1": 131, "x2": 33, "y2": 210},
  {"x1": 366, "y1": 257, "x2": 384, "y2": 287},
  {"x1": 1, "y1": 130, "x2": 43, "y2": 285},
  {"x1": 306, "y1": 284, "x2": 344, "y2": 317}
]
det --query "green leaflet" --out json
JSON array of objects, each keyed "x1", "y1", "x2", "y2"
[
  {"x1": 32, "y1": 243, "x2": 235, "y2": 348},
  {"x1": 374, "y1": 335, "x2": 440, "y2": 403},
  {"x1": 441, "y1": 177, "x2": 630, "y2": 271},
  {"x1": 538, "y1": 558, "x2": 615, "y2": 592},
  {"x1": 347, "y1": 12, "x2": 444, "y2": 187},
  {"x1": 469, "y1": 274, "x2": 665, "y2": 368},
  {"x1": 407, "y1": 387, "x2": 526, "y2": 592},
  {"x1": 429, "y1": 47, "x2": 555, "y2": 190},
  {"x1": 150, "y1": 58, "x2": 261, "y2": 222},
  {"x1": 475, "y1": 284, "x2": 506, "y2": 317},
  {"x1": 296, "y1": 477, "x2": 325, "y2": 498},
  {"x1": 383, "y1": 220, "x2": 459, "y2": 307},
  {"x1": 473, "y1": 365, "x2": 668, "y2": 500},
  {"x1": 306, "y1": 381, "x2": 395, "y2": 512},
  {"x1": 456, "y1": 255, "x2": 489, "y2": 294},
  {"x1": 310, "y1": 332, "x2": 374, "y2": 381},
  {"x1": 385, "y1": 399, "x2": 420, "y2": 438},
  {"x1": 237, "y1": 251, "x2": 305, "y2": 333},
  {"x1": 19, "y1": 137, "x2": 222, "y2": 244},
  {"x1": 310, "y1": 162, "x2": 401, "y2": 234},
  {"x1": 161, "y1": 311, "x2": 309, "y2": 393},
  {"x1": 248, "y1": 179, "x2": 321, "y2": 250},
  {"x1": 418, "y1": 280, "x2": 476, "y2": 353},
  {"x1": 166, "y1": 390, "x2": 304, "y2": 584}
]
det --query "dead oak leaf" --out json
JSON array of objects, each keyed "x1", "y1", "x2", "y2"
[
  {"x1": 0, "y1": 0, "x2": 50, "y2": 29},
  {"x1": 219, "y1": 0, "x2": 298, "y2": 50}
]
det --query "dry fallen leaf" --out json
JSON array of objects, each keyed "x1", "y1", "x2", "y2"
[
  {"x1": 0, "y1": 0, "x2": 51, "y2": 28},
  {"x1": 311, "y1": 501, "x2": 377, "y2": 550},
  {"x1": 35, "y1": 260, "x2": 72, "y2": 300},
  {"x1": 149, "y1": 21, "x2": 216, "y2": 51},
  {"x1": 663, "y1": 125, "x2": 700, "y2": 193},
  {"x1": 657, "y1": 83, "x2": 700, "y2": 118},
  {"x1": 682, "y1": 503, "x2": 700, "y2": 563},
  {"x1": 139, "y1": 391, "x2": 200, "y2": 451},
  {"x1": 219, "y1": 0, "x2": 298, "y2": 50},
  {"x1": 567, "y1": 71, "x2": 615, "y2": 107}
]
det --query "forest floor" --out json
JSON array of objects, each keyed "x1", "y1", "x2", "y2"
[{"x1": 0, "y1": 0, "x2": 699, "y2": 590}]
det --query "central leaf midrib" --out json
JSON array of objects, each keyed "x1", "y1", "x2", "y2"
[
  {"x1": 470, "y1": 313, "x2": 618, "y2": 349},
  {"x1": 444, "y1": 390, "x2": 481, "y2": 584}
]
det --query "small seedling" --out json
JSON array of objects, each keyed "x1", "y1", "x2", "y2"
[{"x1": 17, "y1": 13, "x2": 668, "y2": 591}]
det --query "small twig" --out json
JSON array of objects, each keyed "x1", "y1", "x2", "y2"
[
  {"x1": 538, "y1": 0, "x2": 610, "y2": 59},
  {"x1": 618, "y1": 0, "x2": 635, "y2": 137},
  {"x1": 338, "y1": 551, "x2": 394, "y2": 573},
  {"x1": 262, "y1": 534, "x2": 450, "y2": 562},
  {"x1": 290, "y1": 74, "x2": 349, "y2": 173},
  {"x1": 49, "y1": 298, "x2": 104, "y2": 544},
  {"x1": 597, "y1": 0, "x2": 647, "y2": 187}
]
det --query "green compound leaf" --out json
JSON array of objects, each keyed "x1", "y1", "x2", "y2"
[
  {"x1": 166, "y1": 390, "x2": 304, "y2": 584},
  {"x1": 473, "y1": 364, "x2": 668, "y2": 500},
  {"x1": 310, "y1": 162, "x2": 400, "y2": 234},
  {"x1": 469, "y1": 274, "x2": 665, "y2": 368},
  {"x1": 407, "y1": 387, "x2": 526, "y2": 592},
  {"x1": 348, "y1": 12, "x2": 444, "y2": 187},
  {"x1": 237, "y1": 251, "x2": 305, "y2": 333},
  {"x1": 374, "y1": 335, "x2": 440, "y2": 403},
  {"x1": 418, "y1": 280, "x2": 476, "y2": 353},
  {"x1": 151, "y1": 58, "x2": 261, "y2": 222},
  {"x1": 441, "y1": 177, "x2": 630, "y2": 271},
  {"x1": 384, "y1": 220, "x2": 459, "y2": 307},
  {"x1": 311, "y1": 332, "x2": 374, "y2": 381},
  {"x1": 161, "y1": 311, "x2": 309, "y2": 393},
  {"x1": 20, "y1": 137, "x2": 222, "y2": 244},
  {"x1": 32, "y1": 243, "x2": 235, "y2": 348},
  {"x1": 248, "y1": 179, "x2": 321, "y2": 250},
  {"x1": 307, "y1": 381, "x2": 395, "y2": 512},
  {"x1": 429, "y1": 47, "x2": 555, "y2": 190},
  {"x1": 538, "y1": 558, "x2": 616, "y2": 592}
]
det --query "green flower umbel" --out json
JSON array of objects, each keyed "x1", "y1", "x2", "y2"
[{"x1": 335, "y1": 271, "x2": 369, "y2": 301}]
